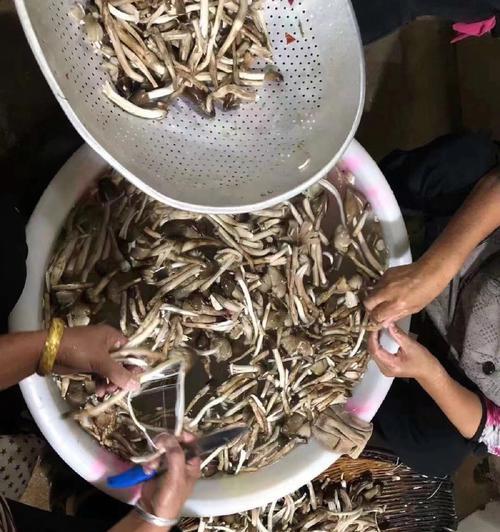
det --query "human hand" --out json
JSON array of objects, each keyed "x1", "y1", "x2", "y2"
[
  {"x1": 140, "y1": 433, "x2": 201, "y2": 522},
  {"x1": 367, "y1": 324, "x2": 439, "y2": 381},
  {"x1": 55, "y1": 325, "x2": 139, "y2": 391},
  {"x1": 364, "y1": 261, "x2": 447, "y2": 326}
]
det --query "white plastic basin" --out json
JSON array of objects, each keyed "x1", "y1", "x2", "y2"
[{"x1": 9, "y1": 140, "x2": 411, "y2": 517}]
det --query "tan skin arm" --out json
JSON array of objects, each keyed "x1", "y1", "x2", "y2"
[
  {"x1": 0, "y1": 330, "x2": 198, "y2": 532},
  {"x1": 418, "y1": 364, "x2": 483, "y2": 440},
  {"x1": 369, "y1": 325, "x2": 483, "y2": 439},
  {"x1": 365, "y1": 169, "x2": 500, "y2": 326},
  {"x1": 0, "y1": 331, "x2": 47, "y2": 389},
  {"x1": 110, "y1": 434, "x2": 201, "y2": 532},
  {"x1": 0, "y1": 325, "x2": 138, "y2": 391}
]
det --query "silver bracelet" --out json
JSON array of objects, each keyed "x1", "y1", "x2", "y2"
[{"x1": 135, "y1": 503, "x2": 178, "y2": 528}]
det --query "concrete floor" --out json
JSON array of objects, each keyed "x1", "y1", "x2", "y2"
[
  {"x1": 0, "y1": 0, "x2": 499, "y2": 525},
  {"x1": 360, "y1": 17, "x2": 462, "y2": 159}
]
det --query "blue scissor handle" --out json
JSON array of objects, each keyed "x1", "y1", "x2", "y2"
[{"x1": 107, "y1": 465, "x2": 158, "y2": 489}]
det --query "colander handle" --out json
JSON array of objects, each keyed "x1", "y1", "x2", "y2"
[{"x1": 107, "y1": 465, "x2": 157, "y2": 489}]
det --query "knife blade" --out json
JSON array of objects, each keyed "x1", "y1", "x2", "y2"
[
  {"x1": 185, "y1": 425, "x2": 248, "y2": 460},
  {"x1": 107, "y1": 426, "x2": 248, "y2": 489}
]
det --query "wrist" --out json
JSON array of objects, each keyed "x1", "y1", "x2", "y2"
[
  {"x1": 119, "y1": 510, "x2": 172, "y2": 531},
  {"x1": 139, "y1": 497, "x2": 179, "y2": 523},
  {"x1": 416, "y1": 358, "x2": 446, "y2": 388},
  {"x1": 57, "y1": 329, "x2": 74, "y2": 358},
  {"x1": 416, "y1": 252, "x2": 458, "y2": 290},
  {"x1": 416, "y1": 253, "x2": 447, "y2": 279},
  {"x1": 38, "y1": 319, "x2": 66, "y2": 375},
  {"x1": 418, "y1": 227, "x2": 476, "y2": 284}
]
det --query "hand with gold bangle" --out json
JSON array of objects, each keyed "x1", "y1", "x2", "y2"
[
  {"x1": 0, "y1": 324, "x2": 140, "y2": 392},
  {"x1": 1, "y1": 321, "x2": 197, "y2": 532}
]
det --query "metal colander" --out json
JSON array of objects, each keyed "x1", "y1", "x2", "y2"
[{"x1": 15, "y1": 0, "x2": 365, "y2": 213}]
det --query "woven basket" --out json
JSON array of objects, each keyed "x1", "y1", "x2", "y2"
[
  {"x1": 181, "y1": 449, "x2": 458, "y2": 531},
  {"x1": 323, "y1": 449, "x2": 458, "y2": 532}
]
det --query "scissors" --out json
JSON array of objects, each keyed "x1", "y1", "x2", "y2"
[{"x1": 107, "y1": 426, "x2": 248, "y2": 489}]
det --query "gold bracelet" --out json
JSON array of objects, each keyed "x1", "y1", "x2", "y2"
[{"x1": 38, "y1": 318, "x2": 65, "y2": 376}]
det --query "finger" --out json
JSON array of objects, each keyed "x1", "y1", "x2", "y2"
[
  {"x1": 143, "y1": 456, "x2": 162, "y2": 475},
  {"x1": 371, "y1": 350, "x2": 398, "y2": 376},
  {"x1": 99, "y1": 358, "x2": 140, "y2": 391},
  {"x1": 380, "y1": 311, "x2": 406, "y2": 329},
  {"x1": 154, "y1": 433, "x2": 177, "y2": 450},
  {"x1": 180, "y1": 431, "x2": 198, "y2": 447},
  {"x1": 179, "y1": 432, "x2": 200, "y2": 464},
  {"x1": 367, "y1": 331, "x2": 381, "y2": 356},
  {"x1": 104, "y1": 326, "x2": 128, "y2": 351},
  {"x1": 371, "y1": 301, "x2": 400, "y2": 325},
  {"x1": 142, "y1": 445, "x2": 168, "y2": 474},
  {"x1": 105, "y1": 383, "x2": 119, "y2": 394},
  {"x1": 185, "y1": 456, "x2": 201, "y2": 480},
  {"x1": 155, "y1": 434, "x2": 185, "y2": 478},
  {"x1": 162, "y1": 443, "x2": 186, "y2": 487},
  {"x1": 370, "y1": 322, "x2": 384, "y2": 332},
  {"x1": 387, "y1": 323, "x2": 413, "y2": 348},
  {"x1": 372, "y1": 359, "x2": 395, "y2": 378},
  {"x1": 92, "y1": 375, "x2": 119, "y2": 396},
  {"x1": 149, "y1": 437, "x2": 186, "y2": 507},
  {"x1": 363, "y1": 289, "x2": 388, "y2": 312},
  {"x1": 95, "y1": 380, "x2": 111, "y2": 397},
  {"x1": 367, "y1": 332, "x2": 396, "y2": 366},
  {"x1": 155, "y1": 434, "x2": 185, "y2": 467},
  {"x1": 370, "y1": 354, "x2": 388, "y2": 371},
  {"x1": 367, "y1": 331, "x2": 394, "y2": 360},
  {"x1": 52, "y1": 365, "x2": 74, "y2": 376}
]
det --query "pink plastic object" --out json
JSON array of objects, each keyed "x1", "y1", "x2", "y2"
[{"x1": 451, "y1": 16, "x2": 497, "y2": 44}]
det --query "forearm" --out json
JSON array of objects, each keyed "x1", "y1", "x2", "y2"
[
  {"x1": 109, "y1": 511, "x2": 172, "y2": 532},
  {"x1": 417, "y1": 363, "x2": 483, "y2": 439},
  {"x1": 0, "y1": 331, "x2": 47, "y2": 389},
  {"x1": 418, "y1": 170, "x2": 500, "y2": 283}
]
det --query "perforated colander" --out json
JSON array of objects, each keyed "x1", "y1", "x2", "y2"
[{"x1": 15, "y1": 0, "x2": 364, "y2": 213}]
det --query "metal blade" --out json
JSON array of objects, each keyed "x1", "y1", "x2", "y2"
[{"x1": 191, "y1": 426, "x2": 249, "y2": 458}]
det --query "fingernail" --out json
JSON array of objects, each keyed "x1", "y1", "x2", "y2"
[{"x1": 153, "y1": 434, "x2": 177, "y2": 452}]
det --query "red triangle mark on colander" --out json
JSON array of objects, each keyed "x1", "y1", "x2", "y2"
[{"x1": 285, "y1": 32, "x2": 297, "y2": 44}]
